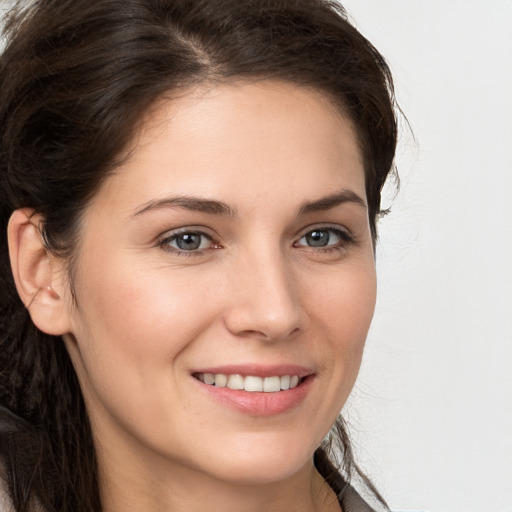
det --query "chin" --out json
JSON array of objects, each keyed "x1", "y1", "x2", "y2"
[
  {"x1": 209, "y1": 458, "x2": 311, "y2": 487},
  {"x1": 193, "y1": 431, "x2": 319, "y2": 486}
]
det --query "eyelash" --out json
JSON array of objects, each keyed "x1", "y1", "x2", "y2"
[
  {"x1": 157, "y1": 229, "x2": 219, "y2": 257},
  {"x1": 157, "y1": 225, "x2": 354, "y2": 257},
  {"x1": 294, "y1": 225, "x2": 354, "y2": 253}
]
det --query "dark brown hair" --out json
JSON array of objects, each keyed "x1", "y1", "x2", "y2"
[{"x1": 0, "y1": 1, "x2": 397, "y2": 510}]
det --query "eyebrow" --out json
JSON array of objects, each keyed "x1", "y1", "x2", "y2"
[
  {"x1": 298, "y1": 190, "x2": 367, "y2": 214},
  {"x1": 133, "y1": 196, "x2": 236, "y2": 217},
  {"x1": 132, "y1": 189, "x2": 366, "y2": 218}
]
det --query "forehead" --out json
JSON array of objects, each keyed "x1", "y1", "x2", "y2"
[{"x1": 91, "y1": 80, "x2": 366, "y2": 217}]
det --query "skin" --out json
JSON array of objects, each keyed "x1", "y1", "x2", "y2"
[{"x1": 10, "y1": 81, "x2": 377, "y2": 512}]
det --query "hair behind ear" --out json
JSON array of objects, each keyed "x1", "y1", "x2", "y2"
[{"x1": 0, "y1": 312, "x2": 101, "y2": 511}]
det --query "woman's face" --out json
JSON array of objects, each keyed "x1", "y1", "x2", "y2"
[{"x1": 62, "y1": 81, "x2": 376, "y2": 486}]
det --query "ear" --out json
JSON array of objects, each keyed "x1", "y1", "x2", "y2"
[{"x1": 7, "y1": 209, "x2": 72, "y2": 336}]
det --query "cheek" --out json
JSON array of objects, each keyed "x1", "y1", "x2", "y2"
[
  {"x1": 75, "y1": 267, "x2": 220, "y2": 359},
  {"x1": 306, "y1": 261, "x2": 376, "y2": 393},
  {"x1": 311, "y1": 261, "x2": 376, "y2": 342},
  {"x1": 68, "y1": 248, "x2": 226, "y2": 406},
  {"x1": 67, "y1": 256, "x2": 229, "y2": 447}
]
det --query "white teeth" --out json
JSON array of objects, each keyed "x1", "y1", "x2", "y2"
[
  {"x1": 214, "y1": 374, "x2": 227, "y2": 388},
  {"x1": 204, "y1": 373, "x2": 215, "y2": 385},
  {"x1": 196, "y1": 373, "x2": 304, "y2": 392},
  {"x1": 263, "y1": 376, "x2": 281, "y2": 392},
  {"x1": 244, "y1": 375, "x2": 263, "y2": 392},
  {"x1": 227, "y1": 374, "x2": 244, "y2": 390}
]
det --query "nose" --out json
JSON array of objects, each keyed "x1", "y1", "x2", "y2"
[{"x1": 223, "y1": 249, "x2": 303, "y2": 342}]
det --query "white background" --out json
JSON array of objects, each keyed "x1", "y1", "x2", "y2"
[{"x1": 340, "y1": 1, "x2": 512, "y2": 511}]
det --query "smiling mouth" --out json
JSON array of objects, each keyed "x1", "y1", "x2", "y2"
[{"x1": 193, "y1": 373, "x2": 305, "y2": 393}]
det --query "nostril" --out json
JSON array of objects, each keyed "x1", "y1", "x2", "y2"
[
  {"x1": 233, "y1": 325, "x2": 301, "y2": 342},
  {"x1": 222, "y1": 263, "x2": 303, "y2": 340}
]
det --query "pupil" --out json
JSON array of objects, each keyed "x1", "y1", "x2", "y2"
[
  {"x1": 306, "y1": 230, "x2": 329, "y2": 247},
  {"x1": 176, "y1": 233, "x2": 201, "y2": 250}
]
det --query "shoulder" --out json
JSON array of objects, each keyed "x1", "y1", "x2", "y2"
[{"x1": 339, "y1": 484, "x2": 386, "y2": 512}]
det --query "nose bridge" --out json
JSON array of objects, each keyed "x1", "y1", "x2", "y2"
[{"x1": 224, "y1": 241, "x2": 302, "y2": 340}]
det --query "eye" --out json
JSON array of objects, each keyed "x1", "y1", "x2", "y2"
[
  {"x1": 295, "y1": 227, "x2": 352, "y2": 249},
  {"x1": 159, "y1": 230, "x2": 216, "y2": 253}
]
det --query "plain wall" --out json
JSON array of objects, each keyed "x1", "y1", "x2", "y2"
[{"x1": 340, "y1": 1, "x2": 512, "y2": 511}]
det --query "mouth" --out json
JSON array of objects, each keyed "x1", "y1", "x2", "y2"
[
  {"x1": 192, "y1": 372, "x2": 305, "y2": 392},
  {"x1": 190, "y1": 367, "x2": 314, "y2": 416}
]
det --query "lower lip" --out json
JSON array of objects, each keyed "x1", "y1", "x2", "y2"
[{"x1": 194, "y1": 376, "x2": 314, "y2": 416}]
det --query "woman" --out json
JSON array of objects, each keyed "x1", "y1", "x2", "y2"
[{"x1": 0, "y1": 1, "x2": 397, "y2": 511}]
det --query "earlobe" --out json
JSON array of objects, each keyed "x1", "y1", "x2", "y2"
[{"x1": 7, "y1": 209, "x2": 72, "y2": 336}]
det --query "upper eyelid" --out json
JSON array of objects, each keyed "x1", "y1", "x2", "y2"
[
  {"x1": 295, "y1": 223, "x2": 351, "y2": 239},
  {"x1": 159, "y1": 224, "x2": 350, "y2": 236},
  {"x1": 157, "y1": 230, "x2": 218, "y2": 256},
  {"x1": 157, "y1": 225, "x2": 217, "y2": 241},
  {"x1": 156, "y1": 223, "x2": 352, "y2": 247}
]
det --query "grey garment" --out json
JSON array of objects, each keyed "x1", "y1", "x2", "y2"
[{"x1": 340, "y1": 485, "x2": 379, "y2": 512}]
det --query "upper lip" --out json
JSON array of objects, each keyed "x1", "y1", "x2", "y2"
[{"x1": 191, "y1": 364, "x2": 314, "y2": 378}]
